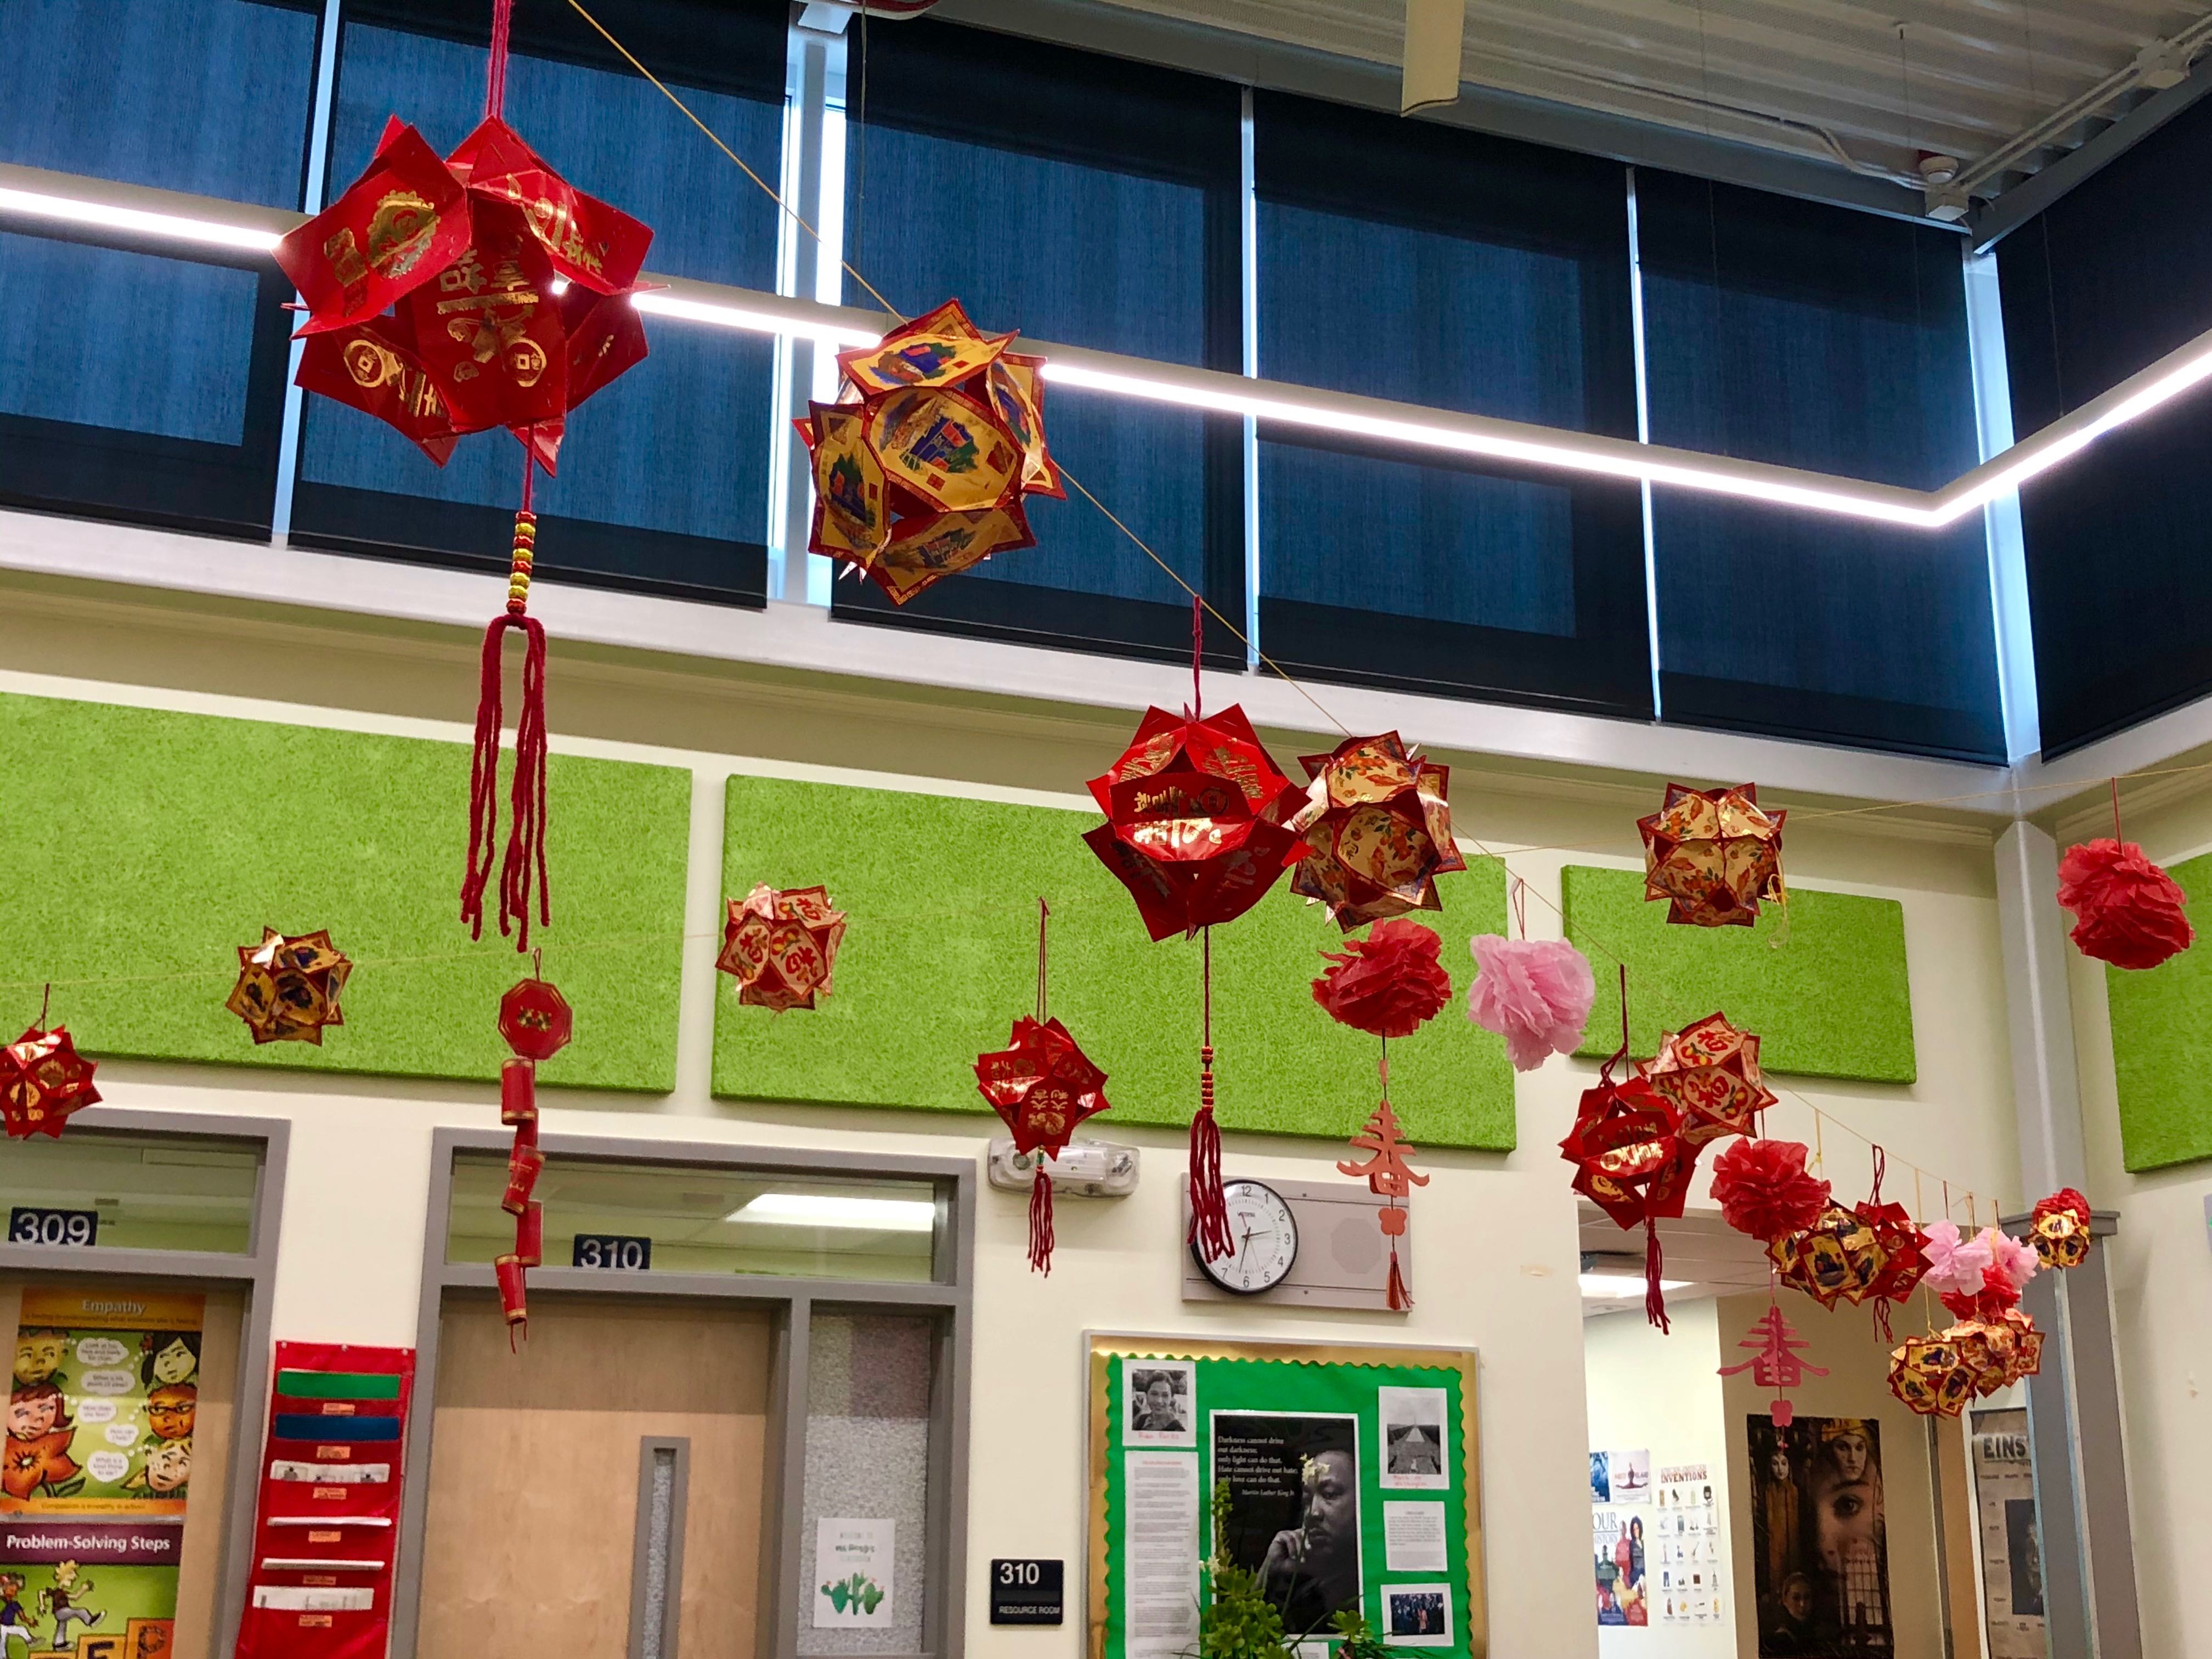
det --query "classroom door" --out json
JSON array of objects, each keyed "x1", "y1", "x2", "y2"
[{"x1": 415, "y1": 1293, "x2": 771, "y2": 1659}]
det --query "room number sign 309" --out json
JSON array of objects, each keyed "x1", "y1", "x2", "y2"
[{"x1": 8, "y1": 1207, "x2": 99, "y2": 1247}]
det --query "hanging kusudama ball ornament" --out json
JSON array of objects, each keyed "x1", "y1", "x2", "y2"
[
  {"x1": 1768, "y1": 1203, "x2": 1887, "y2": 1310},
  {"x1": 272, "y1": 14, "x2": 656, "y2": 953},
  {"x1": 718, "y1": 884, "x2": 849, "y2": 1012},
  {"x1": 491, "y1": 969, "x2": 571, "y2": 1342},
  {"x1": 2, "y1": 1005, "x2": 100, "y2": 1141},
  {"x1": 227, "y1": 929, "x2": 353, "y2": 1046},
  {"x1": 1284, "y1": 732, "x2": 1465, "y2": 930},
  {"x1": 1633, "y1": 1011, "x2": 1777, "y2": 1148},
  {"x1": 2030, "y1": 1188, "x2": 2095, "y2": 1269},
  {"x1": 1888, "y1": 1332, "x2": 1977, "y2": 1420},
  {"x1": 1638, "y1": 783, "x2": 1786, "y2": 927},
  {"x1": 1559, "y1": 1067, "x2": 1696, "y2": 1331},
  {"x1": 798, "y1": 300, "x2": 1062, "y2": 606}
]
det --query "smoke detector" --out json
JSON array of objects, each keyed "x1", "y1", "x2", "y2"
[{"x1": 1917, "y1": 152, "x2": 1961, "y2": 185}]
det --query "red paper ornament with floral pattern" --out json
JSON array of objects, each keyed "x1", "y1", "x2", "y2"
[
  {"x1": 1639, "y1": 782, "x2": 1786, "y2": 927},
  {"x1": 718, "y1": 884, "x2": 848, "y2": 1012},
  {"x1": 1560, "y1": 1068, "x2": 1696, "y2": 1331},
  {"x1": 1285, "y1": 732, "x2": 1465, "y2": 930},
  {"x1": 1, "y1": 1023, "x2": 100, "y2": 1141},
  {"x1": 1634, "y1": 1011, "x2": 1777, "y2": 1147},
  {"x1": 2030, "y1": 1188, "x2": 2095, "y2": 1269},
  {"x1": 977, "y1": 1014, "x2": 1110, "y2": 1276}
]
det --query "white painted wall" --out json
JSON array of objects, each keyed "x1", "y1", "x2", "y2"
[{"x1": 0, "y1": 567, "x2": 2036, "y2": 1658}]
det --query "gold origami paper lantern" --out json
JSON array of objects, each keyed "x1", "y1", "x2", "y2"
[
  {"x1": 1768, "y1": 1202, "x2": 1885, "y2": 1310},
  {"x1": 1888, "y1": 1334, "x2": 1974, "y2": 1419},
  {"x1": 798, "y1": 300, "x2": 1062, "y2": 606},
  {"x1": 227, "y1": 928, "x2": 352, "y2": 1045},
  {"x1": 717, "y1": 884, "x2": 848, "y2": 1012},
  {"x1": 2030, "y1": 1188, "x2": 2094, "y2": 1269},
  {"x1": 1639, "y1": 782, "x2": 1786, "y2": 928},
  {"x1": 1285, "y1": 732, "x2": 1466, "y2": 931},
  {"x1": 1634, "y1": 1011, "x2": 1777, "y2": 1147}
]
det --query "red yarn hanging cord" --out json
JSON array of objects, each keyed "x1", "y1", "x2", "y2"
[
  {"x1": 461, "y1": 444, "x2": 551, "y2": 950},
  {"x1": 484, "y1": 0, "x2": 515, "y2": 119}
]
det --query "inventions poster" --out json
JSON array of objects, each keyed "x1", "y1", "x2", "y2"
[{"x1": 3, "y1": 1289, "x2": 204, "y2": 1657}]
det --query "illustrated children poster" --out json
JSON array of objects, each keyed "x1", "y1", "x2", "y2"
[
  {"x1": 1088, "y1": 1338, "x2": 1482, "y2": 1658},
  {"x1": 1653, "y1": 1464, "x2": 1725, "y2": 1627},
  {"x1": 3, "y1": 1289, "x2": 204, "y2": 1657}
]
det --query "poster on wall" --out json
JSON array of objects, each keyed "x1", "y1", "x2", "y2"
[
  {"x1": 1088, "y1": 1336, "x2": 1481, "y2": 1658},
  {"x1": 1604, "y1": 1449, "x2": 1650, "y2": 1504},
  {"x1": 1655, "y1": 1464, "x2": 1726, "y2": 1626},
  {"x1": 1746, "y1": 1415, "x2": 1892, "y2": 1657},
  {"x1": 1969, "y1": 1409, "x2": 2046, "y2": 1659},
  {"x1": 1, "y1": 1289, "x2": 204, "y2": 1658},
  {"x1": 814, "y1": 1517, "x2": 896, "y2": 1628},
  {"x1": 1592, "y1": 1506, "x2": 1648, "y2": 1626}
]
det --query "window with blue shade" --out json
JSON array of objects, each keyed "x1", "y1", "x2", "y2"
[
  {"x1": 0, "y1": 227, "x2": 291, "y2": 535},
  {"x1": 0, "y1": 0, "x2": 320, "y2": 208},
  {"x1": 1638, "y1": 172, "x2": 2001, "y2": 760},
  {"x1": 1252, "y1": 92, "x2": 1649, "y2": 715},
  {"x1": 287, "y1": 0, "x2": 787, "y2": 606},
  {"x1": 2000, "y1": 96, "x2": 2212, "y2": 755},
  {"x1": 832, "y1": 18, "x2": 1244, "y2": 663}
]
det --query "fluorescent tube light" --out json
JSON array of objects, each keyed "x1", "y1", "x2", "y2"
[
  {"x1": 732, "y1": 1192, "x2": 936, "y2": 1231},
  {"x1": 0, "y1": 185, "x2": 281, "y2": 253},
  {"x1": 631, "y1": 289, "x2": 877, "y2": 348},
  {"x1": 1579, "y1": 1272, "x2": 1692, "y2": 1299}
]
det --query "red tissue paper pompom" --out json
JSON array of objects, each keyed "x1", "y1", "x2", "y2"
[
  {"x1": 2056, "y1": 838, "x2": 2193, "y2": 970},
  {"x1": 1312, "y1": 919, "x2": 1452, "y2": 1039},
  {"x1": 1710, "y1": 1137, "x2": 1832, "y2": 1244}
]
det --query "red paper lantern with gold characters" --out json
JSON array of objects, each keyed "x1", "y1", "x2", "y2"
[
  {"x1": 1634, "y1": 1011, "x2": 1777, "y2": 1147},
  {"x1": 498, "y1": 975, "x2": 574, "y2": 1064},
  {"x1": 1639, "y1": 783, "x2": 1786, "y2": 927},
  {"x1": 718, "y1": 884, "x2": 849, "y2": 1012},
  {"x1": 1559, "y1": 1072, "x2": 1696, "y2": 1330},
  {"x1": 975, "y1": 1015, "x2": 1111, "y2": 1274},
  {"x1": 1285, "y1": 732, "x2": 1465, "y2": 931},
  {"x1": 798, "y1": 300, "x2": 1062, "y2": 605},
  {"x1": 1, "y1": 1024, "x2": 100, "y2": 1141},
  {"x1": 1082, "y1": 706, "x2": 1303, "y2": 941}
]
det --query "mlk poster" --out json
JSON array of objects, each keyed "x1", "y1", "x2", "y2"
[
  {"x1": 3, "y1": 1289, "x2": 204, "y2": 1658},
  {"x1": 1746, "y1": 1415, "x2": 1892, "y2": 1657}
]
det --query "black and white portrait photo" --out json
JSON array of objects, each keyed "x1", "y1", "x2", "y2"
[
  {"x1": 1210, "y1": 1412, "x2": 1363, "y2": 1640},
  {"x1": 1123, "y1": 1358, "x2": 1197, "y2": 1447},
  {"x1": 1384, "y1": 1584, "x2": 1453, "y2": 1646},
  {"x1": 1378, "y1": 1385, "x2": 1449, "y2": 1490}
]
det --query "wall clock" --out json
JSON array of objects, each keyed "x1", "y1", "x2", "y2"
[{"x1": 1191, "y1": 1178, "x2": 1300, "y2": 1295}]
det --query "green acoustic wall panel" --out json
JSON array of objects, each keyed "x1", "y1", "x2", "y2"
[
  {"x1": 0, "y1": 693, "x2": 688, "y2": 1090},
  {"x1": 715, "y1": 775, "x2": 1516, "y2": 1149},
  {"x1": 1561, "y1": 865, "x2": 1915, "y2": 1083},
  {"x1": 2108, "y1": 849, "x2": 2212, "y2": 1171}
]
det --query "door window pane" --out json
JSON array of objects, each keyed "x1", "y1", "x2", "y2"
[{"x1": 0, "y1": 1130, "x2": 261, "y2": 1254}]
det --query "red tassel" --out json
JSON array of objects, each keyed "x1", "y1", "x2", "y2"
[
  {"x1": 1871, "y1": 1299, "x2": 1893, "y2": 1343},
  {"x1": 1028, "y1": 1165, "x2": 1055, "y2": 1275},
  {"x1": 461, "y1": 504, "x2": 550, "y2": 952},
  {"x1": 1644, "y1": 1217, "x2": 1671, "y2": 1334},
  {"x1": 1187, "y1": 1042, "x2": 1232, "y2": 1261},
  {"x1": 1386, "y1": 1241, "x2": 1411, "y2": 1311}
]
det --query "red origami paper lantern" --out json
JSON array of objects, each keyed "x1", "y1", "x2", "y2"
[
  {"x1": 1634, "y1": 1011, "x2": 1776, "y2": 1148},
  {"x1": 718, "y1": 884, "x2": 848, "y2": 1012},
  {"x1": 1285, "y1": 732, "x2": 1465, "y2": 930},
  {"x1": 1719, "y1": 1302, "x2": 1827, "y2": 1426},
  {"x1": 1, "y1": 1020, "x2": 100, "y2": 1142},
  {"x1": 1339, "y1": 1098, "x2": 1426, "y2": 1311},
  {"x1": 492, "y1": 969, "x2": 572, "y2": 1344},
  {"x1": 1083, "y1": 704, "x2": 1303, "y2": 943},
  {"x1": 226, "y1": 928, "x2": 353, "y2": 1046},
  {"x1": 1638, "y1": 783, "x2": 1786, "y2": 928},
  {"x1": 273, "y1": 10, "x2": 657, "y2": 956},
  {"x1": 2056, "y1": 838, "x2": 2192, "y2": 970},
  {"x1": 1560, "y1": 1068, "x2": 1696, "y2": 1330},
  {"x1": 976, "y1": 1018, "x2": 1110, "y2": 1275},
  {"x1": 2030, "y1": 1188, "x2": 2094, "y2": 1269},
  {"x1": 798, "y1": 300, "x2": 1061, "y2": 605}
]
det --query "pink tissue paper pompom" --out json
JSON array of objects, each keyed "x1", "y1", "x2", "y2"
[
  {"x1": 1985, "y1": 1227, "x2": 2041, "y2": 1294},
  {"x1": 1464, "y1": 935, "x2": 1596, "y2": 1071},
  {"x1": 1919, "y1": 1220, "x2": 1994, "y2": 1296}
]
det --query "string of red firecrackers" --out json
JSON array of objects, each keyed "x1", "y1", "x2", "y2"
[{"x1": 492, "y1": 962, "x2": 571, "y2": 1341}]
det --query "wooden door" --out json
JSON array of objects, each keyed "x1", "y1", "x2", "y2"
[{"x1": 415, "y1": 1293, "x2": 771, "y2": 1659}]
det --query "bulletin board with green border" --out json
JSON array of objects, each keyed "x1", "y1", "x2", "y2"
[
  {"x1": 0, "y1": 691, "x2": 690, "y2": 1091},
  {"x1": 1086, "y1": 1335, "x2": 1485, "y2": 1659},
  {"x1": 715, "y1": 775, "x2": 1516, "y2": 1149},
  {"x1": 1560, "y1": 865, "x2": 1916, "y2": 1083},
  {"x1": 2106, "y1": 847, "x2": 2212, "y2": 1171}
]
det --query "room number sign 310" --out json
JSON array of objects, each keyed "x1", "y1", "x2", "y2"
[{"x1": 571, "y1": 1233, "x2": 653, "y2": 1270}]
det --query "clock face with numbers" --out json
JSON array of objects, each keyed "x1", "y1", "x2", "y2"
[{"x1": 1193, "y1": 1180, "x2": 1300, "y2": 1295}]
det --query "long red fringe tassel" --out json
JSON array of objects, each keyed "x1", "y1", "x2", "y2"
[
  {"x1": 1644, "y1": 1217, "x2": 1671, "y2": 1334},
  {"x1": 1386, "y1": 1241, "x2": 1411, "y2": 1312},
  {"x1": 461, "y1": 506, "x2": 551, "y2": 950},
  {"x1": 1028, "y1": 1165, "x2": 1056, "y2": 1276},
  {"x1": 1188, "y1": 1058, "x2": 1232, "y2": 1261}
]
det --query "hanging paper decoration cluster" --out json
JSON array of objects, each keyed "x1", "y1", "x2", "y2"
[
  {"x1": 492, "y1": 971, "x2": 571, "y2": 1341},
  {"x1": 799, "y1": 300, "x2": 1061, "y2": 605},
  {"x1": 1635, "y1": 1012, "x2": 1778, "y2": 1147},
  {"x1": 717, "y1": 884, "x2": 848, "y2": 1012},
  {"x1": 974, "y1": 901, "x2": 1110, "y2": 1274},
  {"x1": 1464, "y1": 930, "x2": 1595, "y2": 1071},
  {"x1": 1638, "y1": 783, "x2": 1786, "y2": 927},
  {"x1": 1889, "y1": 1221, "x2": 2046, "y2": 1417},
  {"x1": 1, "y1": 1012, "x2": 99, "y2": 1142},
  {"x1": 2030, "y1": 1188, "x2": 2094, "y2": 1269},
  {"x1": 1338, "y1": 1098, "x2": 1426, "y2": 1311},
  {"x1": 226, "y1": 928, "x2": 353, "y2": 1046},
  {"x1": 273, "y1": 5, "x2": 657, "y2": 953},
  {"x1": 1284, "y1": 732, "x2": 1465, "y2": 930},
  {"x1": 2056, "y1": 838, "x2": 2192, "y2": 970},
  {"x1": 1717, "y1": 1302, "x2": 1827, "y2": 1426}
]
